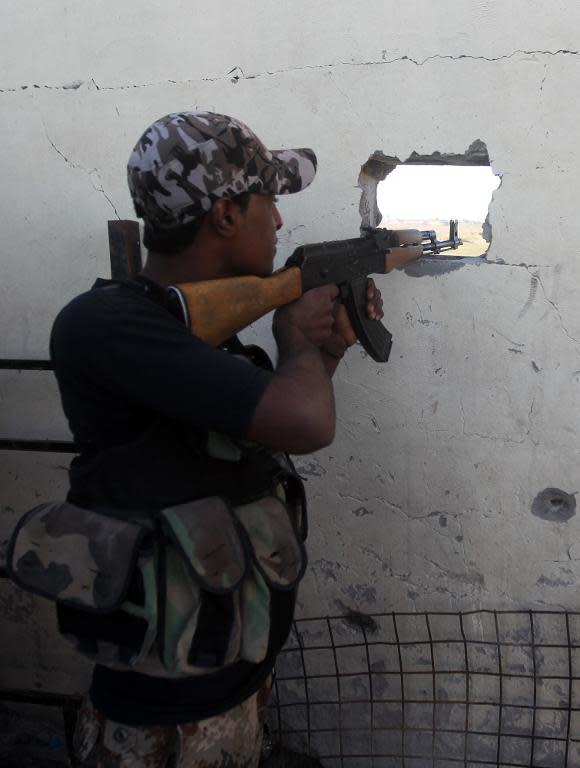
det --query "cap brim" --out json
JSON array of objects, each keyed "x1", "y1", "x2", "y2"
[{"x1": 270, "y1": 148, "x2": 317, "y2": 195}]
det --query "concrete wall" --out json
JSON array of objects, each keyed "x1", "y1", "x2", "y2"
[{"x1": 2, "y1": 1, "x2": 580, "y2": 694}]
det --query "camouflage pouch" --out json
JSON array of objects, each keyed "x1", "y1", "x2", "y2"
[
  {"x1": 7, "y1": 502, "x2": 158, "y2": 667},
  {"x1": 158, "y1": 495, "x2": 306, "y2": 675},
  {"x1": 235, "y1": 496, "x2": 307, "y2": 664},
  {"x1": 158, "y1": 496, "x2": 247, "y2": 674}
]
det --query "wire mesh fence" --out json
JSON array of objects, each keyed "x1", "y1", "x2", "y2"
[{"x1": 267, "y1": 611, "x2": 580, "y2": 768}]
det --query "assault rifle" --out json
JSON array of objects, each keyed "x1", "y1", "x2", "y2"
[{"x1": 167, "y1": 220, "x2": 462, "y2": 363}]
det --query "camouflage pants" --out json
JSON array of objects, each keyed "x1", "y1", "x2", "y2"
[{"x1": 72, "y1": 678, "x2": 272, "y2": 768}]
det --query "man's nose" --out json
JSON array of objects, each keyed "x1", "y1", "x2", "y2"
[{"x1": 273, "y1": 204, "x2": 283, "y2": 231}]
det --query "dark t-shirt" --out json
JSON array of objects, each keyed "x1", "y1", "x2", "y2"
[
  {"x1": 50, "y1": 277, "x2": 272, "y2": 472},
  {"x1": 49, "y1": 276, "x2": 289, "y2": 725}
]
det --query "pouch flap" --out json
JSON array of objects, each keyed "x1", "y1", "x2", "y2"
[
  {"x1": 7, "y1": 502, "x2": 147, "y2": 612},
  {"x1": 160, "y1": 497, "x2": 247, "y2": 594},
  {"x1": 233, "y1": 496, "x2": 306, "y2": 590}
]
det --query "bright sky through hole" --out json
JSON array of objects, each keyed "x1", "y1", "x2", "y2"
[{"x1": 377, "y1": 165, "x2": 500, "y2": 221}]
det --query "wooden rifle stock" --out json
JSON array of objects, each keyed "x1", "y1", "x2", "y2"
[{"x1": 167, "y1": 266, "x2": 303, "y2": 346}]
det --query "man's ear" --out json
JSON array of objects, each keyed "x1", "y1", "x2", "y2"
[{"x1": 209, "y1": 198, "x2": 242, "y2": 238}]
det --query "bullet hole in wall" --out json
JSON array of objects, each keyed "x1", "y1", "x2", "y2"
[{"x1": 531, "y1": 488, "x2": 576, "y2": 522}]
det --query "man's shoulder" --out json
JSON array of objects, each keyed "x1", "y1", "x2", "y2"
[
  {"x1": 53, "y1": 279, "x2": 167, "y2": 332},
  {"x1": 59, "y1": 278, "x2": 146, "y2": 313},
  {"x1": 50, "y1": 279, "x2": 176, "y2": 367}
]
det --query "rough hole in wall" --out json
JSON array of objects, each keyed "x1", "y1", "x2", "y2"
[{"x1": 358, "y1": 140, "x2": 500, "y2": 263}]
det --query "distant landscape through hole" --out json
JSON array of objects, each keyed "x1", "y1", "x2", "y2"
[{"x1": 377, "y1": 164, "x2": 500, "y2": 257}]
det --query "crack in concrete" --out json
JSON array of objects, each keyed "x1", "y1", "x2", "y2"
[
  {"x1": 356, "y1": 546, "x2": 416, "y2": 581},
  {"x1": 387, "y1": 504, "x2": 449, "y2": 522},
  {"x1": 0, "y1": 79, "x2": 90, "y2": 93},
  {"x1": 422, "y1": 555, "x2": 484, "y2": 585},
  {"x1": 338, "y1": 491, "x2": 369, "y2": 504},
  {"x1": 532, "y1": 268, "x2": 580, "y2": 354},
  {"x1": 381, "y1": 48, "x2": 580, "y2": 67},
  {"x1": 489, "y1": 326, "x2": 525, "y2": 348},
  {"x1": 44, "y1": 130, "x2": 73, "y2": 166},
  {"x1": 525, "y1": 397, "x2": 539, "y2": 447},
  {"x1": 43, "y1": 124, "x2": 120, "y2": 220},
  {"x1": 458, "y1": 398, "x2": 527, "y2": 445},
  {"x1": 539, "y1": 63, "x2": 549, "y2": 94},
  {"x1": 90, "y1": 171, "x2": 121, "y2": 220},
  {"x1": 487, "y1": 261, "x2": 552, "y2": 268},
  {"x1": 374, "y1": 496, "x2": 403, "y2": 512},
  {"x1": 1, "y1": 48, "x2": 577, "y2": 93}
]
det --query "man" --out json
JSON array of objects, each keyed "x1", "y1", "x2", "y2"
[{"x1": 50, "y1": 111, "x2": 421, "y2": 767}]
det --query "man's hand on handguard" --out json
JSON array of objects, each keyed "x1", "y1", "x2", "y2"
[{"x1": 386, "y1": 229, "x2": 423, "y2": 272}]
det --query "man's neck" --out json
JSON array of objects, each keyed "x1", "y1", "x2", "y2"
[{"x1": 140, "y1": 239, "x2": 229, "y2": 288}]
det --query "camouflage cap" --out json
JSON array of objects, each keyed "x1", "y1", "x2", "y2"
[{"x1": 127, "y1": 111, "x2": 317, "y2": 231}]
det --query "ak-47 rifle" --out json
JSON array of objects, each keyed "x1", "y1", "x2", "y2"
[{"x1": 167, "y1": 220, "x2": 462, "y2": 363}]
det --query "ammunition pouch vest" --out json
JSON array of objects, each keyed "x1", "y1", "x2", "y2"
[{"x1": 8, "y1": 488, "x2": 306, "y2": 674}]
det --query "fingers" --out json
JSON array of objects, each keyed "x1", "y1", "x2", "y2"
[
  {"x1": 318, "y1": 284, "x2": 340, "y2": 301},
  {"x1": 389, "y1": 229, "x2": 422, "y2": 246},
  {"x1": 386, "y1": 244, "x2": 422, "y2": 272},
  {"x1": 275, "y1": 281, "x2": 385, "y2": 354},
  {"x1": 366, "y1": 278, "x2": 384, "y2": 320},
  {"x1": 333, "y1": 304, "x2": 357, "y2": 346},
  {"x1": 274, "y1": 284, "x2": 339, "y2": 347}
]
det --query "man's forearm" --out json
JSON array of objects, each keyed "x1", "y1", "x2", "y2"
[
  {"x1": 245, "y1": 326, "x2": 336, "y2": 454},
  {"x1": 320, "y1": 348, "x2": 344, "y2": 377},
  {"x1": 275, "y1": 326, "x2": 336, "y2": 419}
]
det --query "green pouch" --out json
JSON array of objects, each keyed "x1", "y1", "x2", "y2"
[
  {"x1": 7, "y1": 502, "x2": 158, "y2": 667},
  {"x1": 158, "y1": 495, "x2": 306, "y2": 674},
  {"x1": 159, "y1": 496, "x2": 248, "y2": 674},
  {"x1": 233, "y1": 496, "x2": 306, "y2": 663},
  {"x1": 234, "y1": 496, "x2": 306, "y2": 589}
]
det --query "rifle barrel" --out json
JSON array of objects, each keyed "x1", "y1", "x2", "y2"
[
  {"x1": 418, "y1": 219, "x2": 462, "y2": 254},
  {"x1": 422, "y1": 238, "x2": 463, "y2": 254}
]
